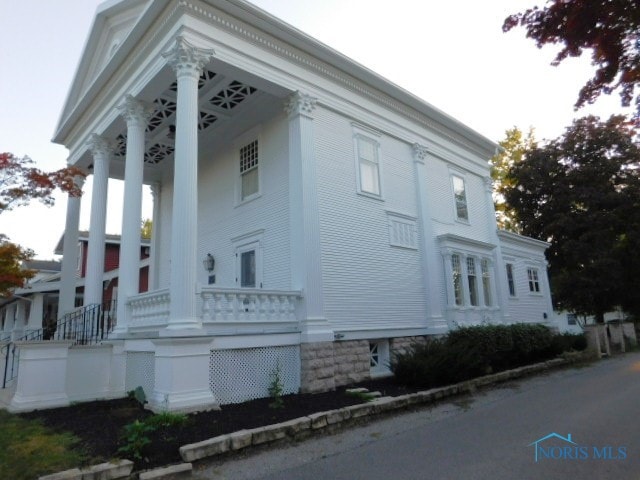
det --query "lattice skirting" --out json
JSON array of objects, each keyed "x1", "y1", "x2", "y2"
[
  {"x1": 210, "y1": 346, "x2": 300, "y2": 404},
  {"x1": 125, "y1": 351, "x2": 155, "y2": 398}
]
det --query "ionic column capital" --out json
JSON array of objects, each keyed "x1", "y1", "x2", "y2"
[
  {"x1": 412, "y1": 143, "x2": 428, "y2": 164},
  {"x1": 117, "y1": 95, "x2": 154, "y2": 129},
  {"x1": 162, "y1": 36, "x2": 214, "y2": 79},
  {"x1": 86, "y1": 134, "x2": 115, "y2": 159},
  {"x1": 284, "y1": 91, "x2": 317, "y2": 118}
]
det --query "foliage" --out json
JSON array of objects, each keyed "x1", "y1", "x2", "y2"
[
  {"x1": 490, "y1": 127, "x2": 536, "y2": 231},
  {"x1": 345, "y1": 390, "x2": 376, "y2": 402},
  {"x1": 141, "y1": 218, "x2": 152, "y2": 239},
  {"x1": 504, "y1": 115, "x2": 640, "y2": 320},
  {"x1": 268, "y1": 364, "x2": 285, "y2": 409},
  {"x1": 0, "y1": 410, "x2": 88, "y2": 480},
  {"x1": 391, "y1": 324, "x2": 585, "y2": 389},
  {"x1": 0, "y1": 152, "x2": 84, "y2": 213},
  {"x1": 118, "y1": 411, "x2": 188, "y2": 461},
  {"x1": 117, "y1": 420, "x2": 154, "y2": 461},
  {"x1": 0, "y1": 234, "x2": 35, "y2": 297},
  {"x1": 0, "y1": 152, "x2": 85, "y2": 296},
  {"x1": 504, "y1": 0, "x2": 640, "y2": 119}
]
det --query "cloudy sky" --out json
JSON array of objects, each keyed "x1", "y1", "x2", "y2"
[{"x1": 0, "y1": 0, "x2": 628, "y2": 257}]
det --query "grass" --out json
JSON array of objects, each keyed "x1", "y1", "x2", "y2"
[{"x1": 0, "y1": 410, "x2": 89, "y2": 480}]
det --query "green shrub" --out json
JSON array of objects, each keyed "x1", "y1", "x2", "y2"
[{"x1": 391, "y1": 323, "x2": 584, "y2": 389}]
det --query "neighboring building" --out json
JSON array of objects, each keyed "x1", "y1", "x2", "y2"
[
  {"x1": 2, "y1": 0, "x2": 554, "y2": 412},
  {"x1": 0, "y1": 233, "x2": 149, "y2": 341}
]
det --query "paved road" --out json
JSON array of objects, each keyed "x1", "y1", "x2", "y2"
[{"x1": 193, "y1": 353, "x2": 640, "y2": 480}]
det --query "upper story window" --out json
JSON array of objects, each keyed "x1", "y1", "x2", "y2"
[
  {"x1": 506, "y1": 263, "x2": 516, "y2": 297},
  {"x1": 527, "y1": 267, "x2": 541, "y2": 293},
  {"x1": 353, "y1": 128, "x2": 382, "y2": 198},
  {"x1": 239, "y1": 139, "x2": 259, "y2": 201},
  {"x1": 452, "y1": 175, "x2": 468, "y2": 221}
]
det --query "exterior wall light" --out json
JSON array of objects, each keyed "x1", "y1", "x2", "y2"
[{"x1": 203, "y1": 253, "x2": 215, "y2": 272}]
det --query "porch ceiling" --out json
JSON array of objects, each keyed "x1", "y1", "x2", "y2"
[{"x1": 101, "y1": 64, "x2": 287, "y2": 183}]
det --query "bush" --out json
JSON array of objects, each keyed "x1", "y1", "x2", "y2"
[{"x1": 391, "y1": 324, "x2": 585, "y2": 389}]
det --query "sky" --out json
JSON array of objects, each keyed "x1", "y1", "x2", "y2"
[{"x1": 0, "y1": 0, "x2": 630, "y2": 258}]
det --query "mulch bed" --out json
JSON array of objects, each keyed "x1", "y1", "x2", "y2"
[{"x1": 20, "y1": 378, "x2": 417, "y2": 470}]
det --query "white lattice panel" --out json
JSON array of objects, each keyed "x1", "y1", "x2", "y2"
[
  {"x1": 125, "y1": 351, "x2": 155, "y2": 398},
  {"x1": 210, "y1": 346, "x2": 300, "y2": 404}
]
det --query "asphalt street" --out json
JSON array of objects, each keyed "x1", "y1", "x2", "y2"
[{"x1": 193, "y1": 352, "x2": 640, "y2": 480}]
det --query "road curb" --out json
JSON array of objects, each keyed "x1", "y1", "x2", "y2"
[{"x1": 179, "y1": 353, "x2": 589, "y2": 464}]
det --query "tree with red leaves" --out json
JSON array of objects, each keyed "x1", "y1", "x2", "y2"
[
  {"x1": 0, "y1": 152, "x2": 84, "y2": 297},
  {"x1": 504, "y1": 0, "x2": 640, "y2": 119}
]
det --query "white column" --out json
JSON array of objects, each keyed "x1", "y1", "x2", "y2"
[
  {"x1": 26, "y1": 293, "x2": 44, "y2": 333},
  {"x1": 149, "y1": 183, "x2": 162, "y2": 291},
  {"x1": 413, "y1": 144, "x2": 446, "y2": 332},
  {"x1": 12, "y1": 302, "x2": 26, "y2": 339},
  {"x1": 84, "y1": 134, "x2": 113, "y2": 306},
  {"x1": 484, "y1": 176, "x2": 508, "y2": 322},
  {"x1": 285, "y1": 91, "x2": 330, "y2": 342},
  {"x1": 59, "y1": 175, "x2": 85, "y2": 317},
  {"x1": 114, "y1": 95, "x2": 153, "y2": 334},
  {"x1": 162, "y1": 36, "x2": 213, "y2": 331}
]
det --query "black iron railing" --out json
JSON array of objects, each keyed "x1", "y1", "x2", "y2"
[{"x1": 1, "y1": 300, "x2": 117, "y2": 388}]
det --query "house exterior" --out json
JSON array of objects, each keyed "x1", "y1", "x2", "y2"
[
  {"x1": 0, "y1": 233, "x2": 149, "y2": 342},
  {"x1": 2, "y1": 0, "x2": 554, "y2": 413}
]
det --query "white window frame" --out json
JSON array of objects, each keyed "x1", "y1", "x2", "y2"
[
  {"x1": 451, "y1": 253, "x2": 464, "y2": 307},
  {"x1": 527, "y1": 267, "x2": 541, "y2": 294},
  {"x1": 466, "y1": 256, "x2": 479, "y2": 307},
  {"x1": 481, "y1": 258, "x2": 492, "y2": 307},
  {"x1": 232, "y1": 231, "x2": 264, "y2": 289},
  {"x1": 451, "y1": 173, "x2": 469, "y2": 222},
  {"x1": 235, "y1": 126, "x2": 262, "y2": 205},
  {"x1": 352, "y1": 124, "x2": 383, "y2": 199},
  {"x1": 369, "y1": 340, "x2": 391, "y2": 377},
  {"x1": 506, "y1": 263, "x2": 517, "y2": 297}
]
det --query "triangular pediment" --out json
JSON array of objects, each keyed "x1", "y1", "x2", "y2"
[{"x1": 57, "y1": 0, "x2": 150, "y2": 131}]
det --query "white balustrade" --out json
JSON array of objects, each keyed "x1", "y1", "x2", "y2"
[
  {"x1": 127, "y1": 289, "x2": 171, "y2": 328},
  {"x1": 200, "y1": 288, "x2": 300, "y2": 324}
]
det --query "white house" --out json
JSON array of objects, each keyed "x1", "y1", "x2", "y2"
[{"x1": 2, "y1": 0, "x2": 554, "y2": 413}]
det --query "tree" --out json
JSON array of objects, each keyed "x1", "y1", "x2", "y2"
[
  {"x1": 504, "y1": 115, "x2": 640, "y2": 321},
  {"x1": 504, "y1": 0, "x2": 640, "y2": 119},
  {"x1": 0, "y1": 152, "x2": 84, "y2": 297},
  {"x1": 490, "y1": 127, "x2": 536, "y2": 231},
  {"x1": 141, "y1": 219, "x2": 152, "y2": 239}
]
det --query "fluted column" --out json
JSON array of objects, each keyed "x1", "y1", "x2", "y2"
[
  {"x1": 84, "y1": 134, "x2": 113, "y2": 306},
  {"x1": 162, "y1": 36, "x2": 213, "y2": 330},
  {"x1": 59, "y1": 175, "x2": 85, "y2": 317},
  {"x1": 413, "y1": 144, "x2": 446, "y2": 331},
  {"x1": 149, "y1": 183, "x2": 161, "y2": 291},
  {"x1": 114, "y1": 95, "x2": 154, "y2": 334},
  {"x1": 285, "y1": 91, "x2": 330, "y2": 342}
]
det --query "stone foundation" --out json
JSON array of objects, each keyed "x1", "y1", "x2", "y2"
[{"x1": 301, "y1": 336, "x2": 431, "y2": 393}]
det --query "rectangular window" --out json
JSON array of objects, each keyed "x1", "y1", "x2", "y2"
[
  {"x1": 567, "y1": 314, "x2": 577, "y2": 325},
  {"x1": 467, "y1": 257, "x2": 479, "y2": 306},
  {"x1": 481, "y1": 259, "x2": 492, "y2": 307},
  {"x1": 240, "y1": 250, "x2": 256, "y2": 287},
  {"x1": 506, "y1": 263, "x2": 516, "y2": 297},
  {"x1": 240, "y1": 139, "x2": 259, "y2": 201},
  {"x1": 452, "y1": 175, "x2": 468, "y2": 221},
  {"x1": 527, "y1": 268, "x2": 540, "y2": 293},
  {"x1": 388, "y1": 213, "x2": 418, "y2": 249},
  {"x1": 356, "y1": 136, "x2": 381, "y2": 196},
  {"x1": 452, "y1": 254, "x2": 463, "y2": 306}
]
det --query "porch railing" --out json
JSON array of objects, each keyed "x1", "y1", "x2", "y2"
[
  {"x1": 128, "y1": 289, "x2": 170, "y2": 329},
  {"x1": 200, "y1": 287, "x2": 301, "y2": 323}
]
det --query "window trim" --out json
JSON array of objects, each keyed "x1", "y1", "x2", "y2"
[
  {"x1": 450, "y1": 173, "x2": 469, "y2": 223},
  {"x1": 232, "y1": 230, "x2": 264, "y2": 289},
  {"x1": 506, "y1": 263, "x2": 517, "y2": 298},
  {"x1": 352, "y1": 125, "x2": 384, "y2": 199},
  {"x1": 527, "y1": 267, "x2": 542, "y2": 294},
  {"x1": 235, "y1": 126, "x2": 262, "y2": 206}
]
